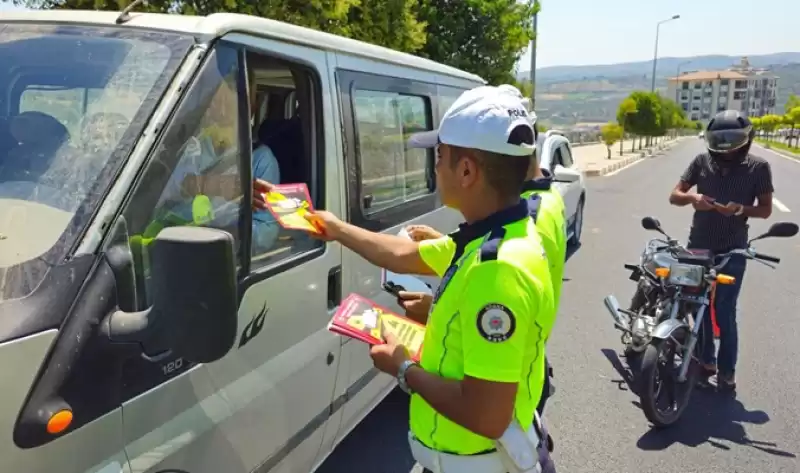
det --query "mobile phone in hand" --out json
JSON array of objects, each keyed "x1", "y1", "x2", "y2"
[{"x1": 383, "y1": 281, "x2": 405, "y2": 297}]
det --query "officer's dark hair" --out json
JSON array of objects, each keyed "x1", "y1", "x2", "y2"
[{"x1": 450, "y1": 124, "x2": 534, "y2": 200}]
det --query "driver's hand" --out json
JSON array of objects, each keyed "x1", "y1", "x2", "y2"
[
  {"x1": 181, "y1": 174, "x2": 203, "y2": 197},
  {"x1": 253, "y1": 179, "x2": 274, "y2": 211},
  {"x1": 691, "y1": 194, "x2": 714, "y2": 211}
]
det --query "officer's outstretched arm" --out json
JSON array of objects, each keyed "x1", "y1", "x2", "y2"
[
  {"x1": 404, "y1": 262, "x2": 534, "y2": 439},
  {"x1": 334, "y1": 222, "x2": 438, "y2": 276}
]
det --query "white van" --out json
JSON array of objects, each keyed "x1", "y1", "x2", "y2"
[{"x1": 0, "y1": 10, "x2": 484, "y2": 473}]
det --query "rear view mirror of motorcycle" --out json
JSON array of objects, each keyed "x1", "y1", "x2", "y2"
[
  {"x1": 750, "y1": 222, "x2": 800, "y2": 243},
  {"x1": 641, "y1": 216, "x2": 669, "y2": 238}
]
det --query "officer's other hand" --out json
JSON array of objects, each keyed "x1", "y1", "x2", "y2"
[
  {"x1": 370, "y1": 320, "x2": 410, "y2": 377},
  {"x1": 252, "y1": 179, "x2": 274, "y2": 211},
  {"x1": 303, "y1": 210, "x2": 342, "y2": 241},
  {"x1": 398, "y1": 291, "x2": 432, "y2": 319},
  {"x1": 716, "y1": 201, "x2": 743, "y2": 216},
  {"x1": 406, "y1": 224, "x2": 443, "y2": 241},
  {"x1": 691, "y1": 194, "x2": 714, "y2": 211}
]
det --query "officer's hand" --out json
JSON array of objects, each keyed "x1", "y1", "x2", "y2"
[
  {"x1": 369, "y1": 321, "x2": 409, "y2": 377},
  {"x1": 397, "y1": 291, "x2": 432, "y2": 320},
  {"x1": 716, "y1": 201, "x2": 743, "y2": 217},
  {"x1": 406, "y1": 224, "x2": 443, "y2": 241},
  {"x1": 252, "y1": 179, "x2": 274, "y2": 211},
  {"x1": 303, "y1": 210, "x2": 343, "y2": 241},
  {"x1": 691, "y1": 194, "x2": 715, "y2": 211}
]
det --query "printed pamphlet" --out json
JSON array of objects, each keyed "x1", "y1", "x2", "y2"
[
  {"x1": 264, "y1": 183, "x2": 320, "y2": 233},
  {"x1": 328, "y1": 293, "x2": 425, "y2": 361}
]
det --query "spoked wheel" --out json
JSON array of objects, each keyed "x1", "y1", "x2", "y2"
[{"x1": 639, "y1": 329, "x2": 697, "y2": 428}]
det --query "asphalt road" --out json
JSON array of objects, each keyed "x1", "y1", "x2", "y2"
[{"x1": 317, "y1": 139, "x2": 800, "y2": 473}]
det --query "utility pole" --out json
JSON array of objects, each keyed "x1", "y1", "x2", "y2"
[
  {"x1": 528, "y1": 12, "x2": 538, "y2": 109},
  {"x1": 651, "y1": 15, "x2": 680, "y2": 93}
]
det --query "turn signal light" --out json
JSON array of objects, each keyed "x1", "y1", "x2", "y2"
[
  {"x1": 716, "y1": 274, "x2": 736, "y2": 285},
  {"x1": 46, "y1": 410, "x2": 73, "y2": 435},
  {"x1": 654, "y1": 267, "x2": 670, "y2": 278}
]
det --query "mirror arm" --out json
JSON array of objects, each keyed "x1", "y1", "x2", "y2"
[{"x1": 100, "y1": 308, "x2": 172, "y2": 361}]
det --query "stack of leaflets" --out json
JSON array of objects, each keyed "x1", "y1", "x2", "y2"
[
  {"x1": 328, "y1": 293, "x2": 425, "y2": 361},
  {"x1": 262, "y1": 183, "x2": 321, "y2": 234}
]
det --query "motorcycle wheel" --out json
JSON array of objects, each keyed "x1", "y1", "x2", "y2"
[{"x1": 638, "y1": 328, "x2": 697, "y2": 428}]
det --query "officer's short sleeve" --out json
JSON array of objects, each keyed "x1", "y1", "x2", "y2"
[
  {"x1": 418, "y1": 236, "x2": 456, "y2": 277},
  {"x1": 460, "y1": 261, "x2": 535, "y2": 383}
]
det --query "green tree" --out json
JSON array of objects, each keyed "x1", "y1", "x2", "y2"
[
  {"x1": 626, "y1": 91, "x2": 662, "y2": 149},
  {"x1": 784, "y1": 107, "x2": 800, "y2": 148},
  {"x1": 656, "y1": 96, "x2": 685, "y2": 139},
  {"x1": 14, "y1": 0, "x2": 427, "y2": 54},
  {"x1": 785, "y1": 94, "x2": 800, "y2": 114},
  {"x1": 417, "y1": 0, "x2": 538, "y2": 84},
  {"x1": 761, "y1": 114, "x2": 782, "y2": 140},
  {"x1": 600, "y1": 122, "x2": 623, "y2": 159},
  {"x1": 616, "y1": 97, "x2": 637, "y2": 155}
]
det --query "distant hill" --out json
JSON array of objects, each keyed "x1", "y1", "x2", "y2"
[
  {"x1": 519, "y1": 52, "x2": 800, "y2": 83},
  {"x1": 523, "y1": 53, "x2": 800, "y2": 126}
]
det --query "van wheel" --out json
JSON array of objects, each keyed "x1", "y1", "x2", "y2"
[{"x1": 570, "y1": 197, "x2": 584, "y2": 246}]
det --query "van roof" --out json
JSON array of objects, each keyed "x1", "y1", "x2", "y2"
[{"x1": 0, "y1": 10, "x2": 486, "y2": 84}]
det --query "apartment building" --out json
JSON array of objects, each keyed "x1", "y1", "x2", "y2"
[{"x1": 666, "y1": 57, "x2": 778, "y2": 123}]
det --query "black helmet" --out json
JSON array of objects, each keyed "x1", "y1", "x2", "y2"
[{"x1": 704, "y1": 110, "x2": 755, "y2": 154}]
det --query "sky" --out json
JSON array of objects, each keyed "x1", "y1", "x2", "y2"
[
  {"x1": 2, "y1": 0, "x2": 799, "y2": 68},
  {"x1": 522, "y1": 0, "x2": 800, "y2": 68}
]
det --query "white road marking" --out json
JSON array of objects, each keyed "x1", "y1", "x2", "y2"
[
  {"x1": 752, "y1": 143, "x2": 799, "y2": 164},
  {"x1": 773, "y1": 197, "x2": 790, "y2": 213},
  {"x1": 603, "y1": 157, "x2": 646, "y2": 177}
]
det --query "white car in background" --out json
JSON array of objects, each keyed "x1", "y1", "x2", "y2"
[{"x1": 538, "y1": 130, "x2": 587, "y2": 246}]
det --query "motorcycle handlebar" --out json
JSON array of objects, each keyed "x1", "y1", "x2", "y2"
[{"x1": 754, "y1": 252, "x2": 781, "y2": 264}]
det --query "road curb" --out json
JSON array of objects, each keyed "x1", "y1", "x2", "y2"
[
  {"x1": 755, "y1": 142, "x2": 800, "y2": 161},
  {"x1": 583, "y1": 139, "x2": 682, "y2": 177}
]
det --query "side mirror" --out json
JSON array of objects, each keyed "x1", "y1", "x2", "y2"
[
  {"x1": 641, "y1": 216, "x2": 662, "y2": 232},
  {"x1": 553, "y1": 164, "x2": 580, "y2": 183},
  {"x1": 759, "y1": 222, "x2": 799, "y2": 240},
  {"x1": 103, "y1": 226, "x2": 239, "y2": 364}
]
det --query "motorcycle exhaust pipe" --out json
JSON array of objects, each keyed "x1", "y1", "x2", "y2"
[{"x1": 603, "y1": 295, "x2": 630, "y2": 332}]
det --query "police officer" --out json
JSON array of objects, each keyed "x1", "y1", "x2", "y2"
[
  {"x1": 402, "y1": 89, "x2": 567, "y2": 415},
  {"x1": 305, "y1": 86, "x2": 556, "y2": 473}
]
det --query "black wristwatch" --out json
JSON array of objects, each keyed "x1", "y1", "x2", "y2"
[{"x1": 397, "y1": 360, "x2": 418, "y2": 394}]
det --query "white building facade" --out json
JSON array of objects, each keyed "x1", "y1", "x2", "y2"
[{"x1": 666, "y1": 57, "x2": 778, "y2": 123}]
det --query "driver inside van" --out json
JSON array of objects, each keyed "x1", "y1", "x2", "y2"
[{"x1": 154, "y1": 67, "x2": 281, "y2": 255}]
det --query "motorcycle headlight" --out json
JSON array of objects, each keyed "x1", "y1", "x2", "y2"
[{"x1": 667, "y1": 263, "x2": 705, "y2": 287}]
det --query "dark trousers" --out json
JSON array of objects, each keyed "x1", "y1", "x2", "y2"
[
  {"x1": 536, "y1": 356, "x2": 554, "y2": 415},
  {"x1": 699, "y1": 254, "x2": 747, "y2": 378}
]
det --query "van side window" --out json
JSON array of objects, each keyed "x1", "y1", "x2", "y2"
[
  {"x1": 123, "y1": 43, "x2": 247, "y2": 307},
  {"x1": 353, "y1": 89, "x2": 433, "y2": 216},
  {"x1": 246, "y1": 51, "x2": 323, "y2": 270},
  {"x1": 337, "y1": 70, "x2": 438, "y2": 231}
]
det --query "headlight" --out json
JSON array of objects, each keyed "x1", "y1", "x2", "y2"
[{"x1": 667, "y1": 263, "x2": 705, "y2": 287}]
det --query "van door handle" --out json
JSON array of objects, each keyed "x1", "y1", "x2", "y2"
[{"x1": 327, "y1": 266, "x2": 342, "y2": 310}]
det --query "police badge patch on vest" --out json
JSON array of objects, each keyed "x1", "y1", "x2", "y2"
[{"x1": 477, "y1": 304, "x2": 516, "y2": 342}]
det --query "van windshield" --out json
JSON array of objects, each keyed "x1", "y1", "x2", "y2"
[{"x1": 0, "y1": 23, "x2": 193, "y2": 301}]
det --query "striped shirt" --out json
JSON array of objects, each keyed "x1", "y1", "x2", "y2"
[{"x1": 680, "y1": 152, "x2": 774, "y2": 252}]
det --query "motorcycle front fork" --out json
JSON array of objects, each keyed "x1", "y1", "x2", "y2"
[{"x1": 676, "y1": 301, "x2": 708, "y2": 383}]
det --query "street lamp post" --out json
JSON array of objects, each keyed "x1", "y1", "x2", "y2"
[
  {"x1": 650, "y1": 14, "x2": 681, "y2": 93},
  {"x1": 529, "y1": 12, "x2": 538, "y2": 109}
]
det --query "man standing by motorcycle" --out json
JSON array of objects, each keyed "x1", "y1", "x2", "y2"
[{"x1": 668, "y1": 110, "x2": 774, "y2": 393}]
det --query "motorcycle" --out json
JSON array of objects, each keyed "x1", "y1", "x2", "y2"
[{"x1": 604, "y1": 217, "x2": 799, "y2": 427}]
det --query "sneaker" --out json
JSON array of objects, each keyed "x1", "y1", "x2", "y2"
[
  {"x1": 697, "y1": 364, "x2": 717, "y2": 389},
  {"x1": 717, "y1": 374, "x2": 737, "y2": 395}
]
